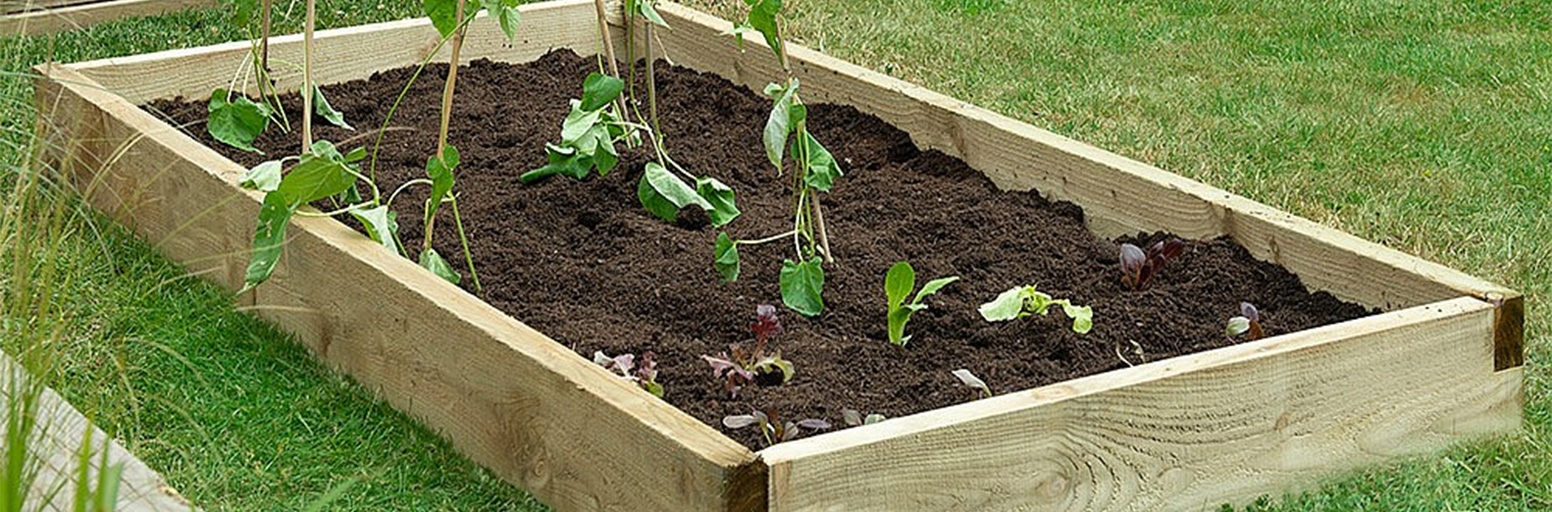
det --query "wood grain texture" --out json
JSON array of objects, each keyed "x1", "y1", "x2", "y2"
[
  {"x1": 2, "y1": 354, "x2": 195, "y2": 511},
  {"x1": 72, "y1": 0, "x2": 606, "y2": 105},
  {"x1": 38, "y1": 52, "x2": 760, "y2": 512},
  {"x1": 760, "y1": 297, "x2": 1522, "y2": 512},
  {"x1": 0, "y1": 0, "x2": 214, "y2": 36},
  {"x1": 645, "y1": 2, "x2": 1515, "y2": 313}
]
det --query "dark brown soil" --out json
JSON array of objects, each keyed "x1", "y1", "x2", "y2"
[{"x1": 147, "y1": 50, "x2": 1372, "y2": 450}]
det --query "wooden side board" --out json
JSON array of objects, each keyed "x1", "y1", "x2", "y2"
[
  {"x1": 0, "y1": 0, "x2": 215, "y2": 37},
  {"x1": 644, "y1": 3, "x2": 1516, "y2": 314},
  {"x1": 759, "y1": 297, "x2": 1523, "y2": 511},
  {"x1": 36, "y1": 50, "x2": 761, "y2": 512},
  {"x1": 2, "y1": 354, "x2": 195, "y2": 511}
]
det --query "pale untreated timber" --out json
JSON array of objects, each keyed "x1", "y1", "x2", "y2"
[
  {"x1": 643, "y1": 3, "x2": 1514, "y2": 313},
  {"x1": 1, "y1": 354, "x2": 195, "y2": 511},
  {"x1": 0, "y1": 0, "x2": 214, "y2": 36},
  {"x1": 38, "y1": 56, "x2": 760, "y2": 512},
  {"x1": 73, "y1": 0, "x2": 610, "y2": 105},
  {"x1": 760, "y1": 298, "x2": 1522, "y2": 512}
]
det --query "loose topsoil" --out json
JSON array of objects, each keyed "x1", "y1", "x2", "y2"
[{"x1": 149, "y1": 50, "x2": 1373, "y2": 450}]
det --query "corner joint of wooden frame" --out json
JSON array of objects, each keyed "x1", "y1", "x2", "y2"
[{"x1": 1482, "y1": 291, "x2": 1524, "y2": 371}]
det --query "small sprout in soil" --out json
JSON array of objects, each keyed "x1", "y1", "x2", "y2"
[
  {"x1": 1115, "y1": 340, "x2": 1146, "y2": 367},
  {"x1": 594, "y1": 350, "x2": 665, "y2": 397},
  {"x1": 723, "y1": 408, "x2": 831, "y2": 447},
  {"x1": 951, "y1": 368, "x2": 992, "y2": 399},
  {"x1": 701, "y1": 305, "x2": 795, "y2": 397},
  {"x1": 1226, "y1": 301, "x2": 1266, "y2": 341},
  {"x1": 884, "y1": 261, "x2": 959, "y2": 346},
  {"x1": 978, "y1": 285, "x2": 1093, "y2": 334},
  {"x1": 1119, "y1": 238, "x2": 1185, "y2": 291},
  {"x1": 841, "y1": 409, "x2": 886, "y2": 427}
]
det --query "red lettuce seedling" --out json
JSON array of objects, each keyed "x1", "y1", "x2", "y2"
[
  {"x1": 1119, "y1": 238, "x2": 1186, "y2": 291},
  {"x1": 593, "y1": 350, "x2": 664, "y2": 397},
  {"x1": 723, "y1": 408, "x2": 832, "y2": 446},
  {"x1": 1225, "y1": 302, "x2": 1266, "y2": 341},
  {"x1": 702, "y1": 305, "x2": 796, "y2": 397}
]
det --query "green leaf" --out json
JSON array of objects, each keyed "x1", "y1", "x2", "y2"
[
  {"x1": 423, "y1": 0, "x2": 459, "y2": 38},
  {"x1": 208, "y1": 88, "x2": 271, "y2": 153},
  {"x1": 593, "y1": 131, "x2": 619, "y2": 176},
  {"x1": 241, "y1": 191, "x2": 298, "y2": 293},
  {"x1": 713, "y1": 232, "x2": 740, "y2": 282},
  {"x1": 1059, "y1": 301, "x2": 1094, "y2": 334},
  {"x1": 419, "y1": 248, "x2": 461, "y2": 284},
  {"x1": 638, "y1": 0, "x2": 668, "y2": 26},
  {"x1": 239, "y1": 160, "x2": 283, "y2": 192},
  {"x1": 884, "y1": 261, "x2": 915, "y2": 312},
  {"x1": 494, "y1": 0, "x2": 521, "y2": 41},
  {"x1": 779, "y1": 257, "x2": 824, "y2": 317},
  {"x1": 978, "y1": 286, "x2": 1028, "y2": 322},
  {"x1": 745, "y1": 0, "x2": 783, "y2": 59},
  {"x1": 695, "y1": 177, "x2": 741, "y2": 227},
  {"x1": 562, "y1": 101, "x2": 604, "y2": 143},
  {"x1": 764, "y1": 84, "x2": 796, "y2": 168},
  {"x1": 232, "y1": 0, "x2": 256, "y2": 26},
  {"x1": 886, "y1": 306, "x2": 919, "y2": 346},
  {"x1": 798, "y1": 131, "x2": 842, "y2": 192},
  {"x1": 424, "y1": 145, "x2": 459, "y2": 224},
  {"x1": 275, "y1": 151, "x2": 356, "y2": 204},
  {"x1": 639, "y1": 162, "x2": 711, "y2": 222},
  {"x1": 581, "y1": 73, "x2": 625, "y2": 112},
  {"x1": 642, "y1": 381, "x2": 664, "y2": 398},
  {"x1": 1226, "y1": 316, "x2": 1251, "y2": 337},
  {"x1": 914, "y1": 276, "x2": 959, "y2": 304},
  {"x1": 311, "y1": 85, "x2": 353, "y2": 130},
  {"x1": 350, "y1": 205, "x2": 402, "y2": 256},
  {"x1": 522, "y1": 144, "x2": 592, "y2": 183}
]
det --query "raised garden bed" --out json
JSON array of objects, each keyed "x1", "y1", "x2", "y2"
[
  {"x1": 1, "y1": 0, "x2": 214, "y2": 36},
  {"x1": 34, "y1": 1, "x2": 1525, "y2": 510}
]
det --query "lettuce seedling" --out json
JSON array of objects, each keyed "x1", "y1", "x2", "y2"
[
  {"x1": 978, "y1": 285, "x2": 1093, "y2": 333},
  {"x1": 841, "y1": 409, "x2": 886, "y2": 427},
  {"x1": 884, "y1": 261, "x2": 959, "y2": 346},
  {"x1": 1119, "y1": 238, "x2": 1185, "y2": 291},
  {"x1": 951, "y1": 368, "x2": 992, "y2": 399},
  {"x1": 1226, "y1": 301, "x2": 1265, "y2": 341},
  {"x1": 723, "y1": 408, "x2": 831, "y2": 446},
  {"x1": 594, "y1": 350, "x2": 664, "y2": 397},
  {"x1": 701, "y1": 305, "x2": 795, "y2": 396}
]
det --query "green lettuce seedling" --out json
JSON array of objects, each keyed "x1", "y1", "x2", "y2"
[
  {"x1": 978, "y1": 285, "x2": 1093, "y2": 333},
  {"x1": 884, "y1": 261, "x2": 959, "y2": 346}
]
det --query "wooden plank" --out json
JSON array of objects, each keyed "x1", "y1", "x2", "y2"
[
  {"x1": 1, "y1": 354, "x2": 195, "y2": 511},
  {"x1": 644, "y1": 3, "x2": 1516, "y2": 313},
  {"x1": 759, "y1": 297, "x2": 1522, "y2": 512},
  {"x1": 71, "y1": 0, "x2": 608, "y2": 105},
  {"x1": 0, "y1": 0, "x2": 215, "y2": 37},
  {"x1": 38, "y1": 55, "x2": 761, "y2": 512}
]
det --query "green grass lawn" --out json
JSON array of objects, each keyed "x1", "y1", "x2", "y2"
[{"x1": 3, "y1": 0, "x2": 1549, "y2": 510}]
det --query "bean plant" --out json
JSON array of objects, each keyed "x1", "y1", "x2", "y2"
[
  {"x1": 521, "y1": 0, "x2": 741, "y2": 229},
  {"x1": 232, "y1": 0, "x2": 519, "y2": 292},
  {"x1": 714, "y1": 0, "x2": 845, "y2": 317}
]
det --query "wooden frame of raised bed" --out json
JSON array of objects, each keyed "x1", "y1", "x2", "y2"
[
  {"x1": 32, "y1": 1, "x2": 1524, "y2": 510},
  {"x1": 1, "y1": 0, "x2": 215, "y2": 36}
]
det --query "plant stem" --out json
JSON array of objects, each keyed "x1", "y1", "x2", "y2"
[
  {"x1": 366, "y1": 16, "x2": 473, "y2": 181},
  {"x1": 302, "y1": 0, "x2": 315, "y2": 150},
  {"x1": 812, "y1": 192, "x2": 832, "y2": 262},
  {"x1": 428, "y1": 0, "x2": 466, "y2": 254},
  {"x1": 625, "y1": 3, "x2": 636, "y2": 107},
  {"x1": 737, "y1": 230, "x2": 798, "y2": 246},
  {"x1": 450, "y1": 197, "x2": 483, "y2": 293},
  {"x1": 591, "y1": 0, "x2": 628, "y2": 116},
  {"x1": 260, "y1": 0, "x2": 271, "y2": 75},
  {"x1": 645, "y1": 21, "x2": 661, "y2": 150},
  {"x1": 437, "y1": 0, "x2": 467, "y2": 161}
]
